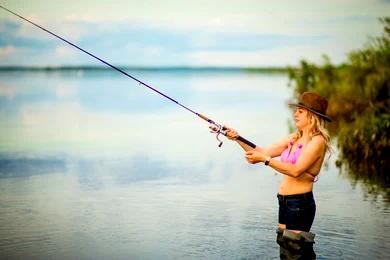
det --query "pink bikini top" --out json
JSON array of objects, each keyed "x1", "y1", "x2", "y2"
[
  {"x1": 280, "y1": 139, "x2": 318, "y2": 182},
  {"x1": 280, "y1": 140, "x2": 303, "y2": 164}
]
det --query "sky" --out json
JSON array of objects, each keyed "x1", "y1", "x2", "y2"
[{"x1": 0, "y1": 0, "x2": 390, "y2": 67}]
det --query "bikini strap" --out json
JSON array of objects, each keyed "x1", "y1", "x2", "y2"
[
  {"x1": 289, "y1": 140, "x2": 303, "y2": 149},
  {"x1": 306, "y1": 172, "x2": 319, "y2": 182}
]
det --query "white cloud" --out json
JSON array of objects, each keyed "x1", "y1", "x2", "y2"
[
  {"x1": 0, "y1": 45, "x2": 16, "y2": 58},
  {"x1": 143, "y1": 46, "x2": 163, "y2": 57},
  {"x1": 124, "y1": 42, "x2": 165, "y2": 59},
  {"x1": 190, "y1": 35, "x2": 218, "y2": 49},
  {"x1": 56, "y1": 0, "x2": 389, "y2": 35},
  {"x1": 1, "y1": 0, "x2": 389, "y2": 66},
  {"x1": 8, "y1": 14, "x2": 85, "y2": 41},
  {"x1": 188, "y1": 74, "x2": 288, "y2": 93},
  {"x1": 64, "y1": 13, "x2": 110, "y2": 23},
  {"x1": 5, "y1": 0, "x2": 386, "y2": 35},
  {"x1": 16, "y1": 14, "x2": 54, "y2": 40},
  {"x1": 55, "y1": 45, "x2": 77, "y2": 57},
  {"x1": 187, "y1": 39, "x2": 356, "y2": 67}
]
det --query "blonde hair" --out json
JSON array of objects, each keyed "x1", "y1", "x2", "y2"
[{"x1": 293, "y1": 110, "x2": 332, "y2": 156}]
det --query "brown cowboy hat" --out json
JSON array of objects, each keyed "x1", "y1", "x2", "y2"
[{"x1": 289, "y1": 92, "x2": 332, "y2": 122}]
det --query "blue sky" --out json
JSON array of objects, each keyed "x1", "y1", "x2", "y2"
[{"x1": 0, "y1": 0, "x2": 389, "y2": 67}]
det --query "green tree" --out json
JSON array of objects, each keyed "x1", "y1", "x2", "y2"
[{"x1": 288, "y1": 18, "x2": 390, "y2": 193}]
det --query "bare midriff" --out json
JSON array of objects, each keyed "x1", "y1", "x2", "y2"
[{"x1": 278, "y1": 175, "x2": 314, "y2": 195}]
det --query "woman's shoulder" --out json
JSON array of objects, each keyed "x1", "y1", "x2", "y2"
[
  {"x1": 312, "y1": 133, "x2": 325, "y2": 141},
  {"x1": 309, "y1": 134, "x2": 326, "y2": 148}
]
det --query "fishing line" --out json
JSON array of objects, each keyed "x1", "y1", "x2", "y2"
[{"x1": 0, "y1": 5, "x2": 256, "y2": 148}]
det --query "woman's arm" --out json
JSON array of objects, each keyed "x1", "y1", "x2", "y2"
[
  {"x1": 245, "y1": 135, "x2": 325, "y2": 178},
  {"x1": 221, "y1": 125, "x2": 293, "y2": 157},
  {"x1": 260, "y1": 134, "x2": 295, "y2": 157}
]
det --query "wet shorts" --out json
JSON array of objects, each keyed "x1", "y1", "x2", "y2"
[{"x1": 277, "y1": 192, "x2": 316, "y2": 232}]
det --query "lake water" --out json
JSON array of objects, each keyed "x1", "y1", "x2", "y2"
[{"x1": 0, "y1": 69, "x2": 389, "y2": 259}]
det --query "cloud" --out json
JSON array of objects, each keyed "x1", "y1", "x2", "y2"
[
  {"x1": 143, "y1": 46, "x2": 163, "y2": 57},
  {"x1": 187, "y1": 38, "x2": 356, "y2": 67},
  {"x1": 16, "y1": 14, "x2": 47, "y2": 38},
  {"x1": 0, "y1": 45, "x2": 16, "y2": 57},
  {"x1": 3, "y1": 0, "x2": 382, "y2": 37},
  {"x1": 42, "y1": 0, "x2": 389, "y2": 35},
  {"x1": 187, "y1": 50, "x2": 287, "y2": 67},
  {"x1": 1, "y1": 0, "x2": 389, "y2": 67},
  {"x1": 55, "y1": 45, "x2": 77, "y2": 57},
  {"x1": 188, "y1": 74, "x2": 288, "y2": 93},
  {"x1": 64, "y1": 13, "x2": 111, "y2": 24}
]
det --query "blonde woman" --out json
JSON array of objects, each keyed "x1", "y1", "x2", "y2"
[{"x1": 222, "y1": 92, "x2": 331, "y2": 259}]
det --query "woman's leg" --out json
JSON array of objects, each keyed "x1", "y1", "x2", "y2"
[
  {"x1": 281, "y1": 229, "x2": 316, "y2": 260},
  {"x1": 276, "y1": 225, "x2": 288, "y2": 260},
  {"x1": 277, "y1": 226, "x2": 316, "y2": 260},
  {"x1": 277, "y1": 192, "x2": 316, "y2": 259}
]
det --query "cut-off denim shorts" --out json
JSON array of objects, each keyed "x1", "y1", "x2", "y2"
[{"x1": 277, "y1": 191, "x2": 316, "y2": 232}]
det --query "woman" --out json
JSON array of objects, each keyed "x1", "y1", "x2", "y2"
[{"x1": 221, "y1": 92, "x2": 331, "y2": 259}]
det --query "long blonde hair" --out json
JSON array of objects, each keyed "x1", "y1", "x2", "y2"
[{"x1": 293, "y1": 110, "x2": 332, "y2": 156}]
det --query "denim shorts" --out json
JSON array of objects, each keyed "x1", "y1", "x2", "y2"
[{"x1": 277, "y1": 192, "x2": 316, "y2": 232}]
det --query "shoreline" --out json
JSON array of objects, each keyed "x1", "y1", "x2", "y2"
[{"x1": 0, "y1": 65, "x2": 290, "y2": 74}]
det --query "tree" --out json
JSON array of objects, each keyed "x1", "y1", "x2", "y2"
[{"x1": 288, "y1": 18, "x2": 390, "y2": 193}]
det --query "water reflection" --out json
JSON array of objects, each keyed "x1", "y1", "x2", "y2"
[
  {"x1": 0, "y1": 69, "x2": 389, "y2": 259},
  {"x1": 336, "y1": 164, "x2": 390, "y2": 207},
  {"x1": 0, "y1": 155, "x2": 66, "y2": 178}
]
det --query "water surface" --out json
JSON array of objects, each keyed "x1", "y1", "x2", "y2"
[{"x1": 0, "y1": 69, "x2": 389, "y2": 259}]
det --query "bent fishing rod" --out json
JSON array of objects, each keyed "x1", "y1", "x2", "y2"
[{"x1": 0, "y1": 5, "x2": 256, "y2": 149}]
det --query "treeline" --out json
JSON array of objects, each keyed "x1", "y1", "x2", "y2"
[
  {"x1": 0, "y1": 66, "x2": 289, "y2": 73},
  {"x1": 288, "y1": 18, "x2": 390, "y2": 189}
]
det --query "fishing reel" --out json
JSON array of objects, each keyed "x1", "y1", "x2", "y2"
[
  {"x1": 209, "y1": 123, "x2": 227, "y2": 147},
  {"x1": 208, "y1": 121, "x2": 256, "y2": 149}
]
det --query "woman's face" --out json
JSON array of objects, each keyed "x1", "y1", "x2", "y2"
[{"x1": 294, "y1": 107, "x2": 310, "y2": 130}]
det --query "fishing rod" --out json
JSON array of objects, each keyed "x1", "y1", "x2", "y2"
[{"x1": 0, "y1": 5, "x2": 256, "y2": 149}]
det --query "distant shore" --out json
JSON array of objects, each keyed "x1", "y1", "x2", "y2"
[{"x1": 0, "y1": 65, "x2": 289, "y2": 74}]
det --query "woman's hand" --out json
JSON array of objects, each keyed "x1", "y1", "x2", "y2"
[
  {"x1": 208, "y1": 125, "x2": 239, "y2": 140},
  {"x1": 224, "y1": 125, "x2": 239, "y2": 140},
  {"x1": 245, "y1": 150, "x2": 266, "y2": 164}
]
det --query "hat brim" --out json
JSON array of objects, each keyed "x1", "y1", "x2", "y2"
[{"x1": 289, "y1": 103, "x2": 332, "y2": 122}]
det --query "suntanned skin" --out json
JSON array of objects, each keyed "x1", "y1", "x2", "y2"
[{"x1": 215, "y1": 107, "x2": 326, "y2": 233}]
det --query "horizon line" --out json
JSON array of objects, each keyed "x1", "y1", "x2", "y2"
[{"x1": 0, "y1": 65, "x2": 291, "y2": 73}]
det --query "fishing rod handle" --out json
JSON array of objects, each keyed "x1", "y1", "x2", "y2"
[
  {"x1": 236, "y1": 136, "x2": 257, "y2": 149},
  {"x1": 222, "y1": 126, "x2": 256, "y2": 149},
  {"x1": 220, "y1": 125, "x2": 256, "y2": 148}
]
